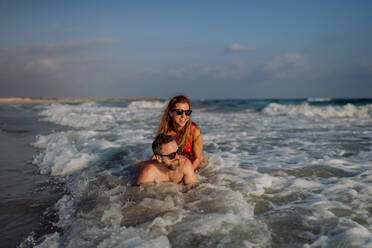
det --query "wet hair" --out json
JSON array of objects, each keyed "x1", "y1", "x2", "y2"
[
  {"x1": 152, "y1": 133, "x2": 175, "y2": 155},
  {"x1": 157, "y1": 95, "x2": 192, "y2": 149}
]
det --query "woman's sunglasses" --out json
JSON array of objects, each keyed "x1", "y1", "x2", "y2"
[
  {"x1": 172, "y1": 109, "x2": 192, "y2": 116},
  {"x1": 157, "y1": 147, "x2": 182, "y2": 160}
]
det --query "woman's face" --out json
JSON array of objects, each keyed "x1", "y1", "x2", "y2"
[{"x1": 169, "y1": 102, "x2": 190, "y2": 129}]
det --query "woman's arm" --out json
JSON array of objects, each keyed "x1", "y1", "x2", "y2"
[
  {"x1": 191, "y1": 126, "x2": 204, "y2": 170},
  {"x1": 183, "y1": 158, "x2": 199, "y2": 184}
]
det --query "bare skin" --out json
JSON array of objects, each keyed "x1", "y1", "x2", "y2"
[
  {"x1": 136, "y1": 141, "x2": 199, "y2": 185},
  {"x1": 168, "y1": 102, "x2": 204, "y2": 170}
]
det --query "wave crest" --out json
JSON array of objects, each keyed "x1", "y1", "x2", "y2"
[{"x1": 263, "y1": 103, "x2": 372, "y2": 118}]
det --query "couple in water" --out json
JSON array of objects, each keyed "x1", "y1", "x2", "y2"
[{"x1": 136, "y1": 95, "x2": 203, "y2": 185}]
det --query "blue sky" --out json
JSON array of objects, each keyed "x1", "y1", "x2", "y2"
[{"x1": 1, "y1": 0, "x2": 371, "y2": 99}]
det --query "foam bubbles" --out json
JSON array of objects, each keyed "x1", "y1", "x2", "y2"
[
  {"x1": 307, "y1": 98, "x2": 332, "y2": 102},
  {"x1": 96, "y1": 228, "x2": 171, "y2": 248},
  {"x1": 32, "y1": 131, "x2": 98, "y2": 176},
  {"x1": 263, "y1": 102, "x2": 372, "y2": 118},
  {"x1": 127, "y1": 100, "x2": 166, "y2": 110},
  {"x1": 39, "y1": 102, "x2": 114, "y2": 128},
  {"x1": 28, "y1": 100, "x2": 372, "y2": 247},
  {"x1": 304, "y1": 226, "x2": 372, "y2": 248},
  {"x1": 38, "y1": 101, "x2": 164, "y2": 130},
  {"x1": 34, "y1": 233, "x2": 60, "y2": 248}
]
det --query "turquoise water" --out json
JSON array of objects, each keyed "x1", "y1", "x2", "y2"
[{"x1": 196, "y1": 98, "x2": 372, "y2": 108}]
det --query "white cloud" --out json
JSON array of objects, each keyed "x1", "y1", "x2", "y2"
[
  {"x1": 167, "y1": 64, "x2": 237, "y2": 80},
  {"x1": 225, "y1": 43, "x2": 255, "y2": 53},
  {"x1": 0, "y1": 38, "x2": 119, "y2": 58},
  {"x1": 24, "y1": 58, "x2": 60, "y2": 75},
  {"x1": 121, "y1": 53, "x2": 310, "y2": 86},
  {"x1": 263, "y1": 53, "x2": 309, "y2": 78},
  {"x1": 123, "y1": 62, "x2": 254, "y2": 84},
  {"x1": 0, "y1": 38, "x2": 119, "y2": 97}
]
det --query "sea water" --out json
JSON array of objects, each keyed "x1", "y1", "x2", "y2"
[
  {"x1": 3, "y1": 98, "x2": 372, "y2": 247},
  {"x1": 0, "y1": 104, "x2": 67, "y2": 248}
]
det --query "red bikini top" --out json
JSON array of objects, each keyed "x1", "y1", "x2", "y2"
[{"x1": 168, "y1": 123, "x2": 195, "y2": 154}]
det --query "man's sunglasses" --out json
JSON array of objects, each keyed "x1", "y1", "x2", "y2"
[
  {"x1": 157, "y1": 147, "x2": 182, "y2": 160},
  {"x1": 172, "y1": 109, "x2": 192, "y2": 116}
]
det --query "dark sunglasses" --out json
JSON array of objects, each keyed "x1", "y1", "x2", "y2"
[
  {"x1": 157, "y1": 147, "x2": 182, "y2": 160},
  {"x1": 172, "y1": 109, "x2": 192, "y2": 116}
]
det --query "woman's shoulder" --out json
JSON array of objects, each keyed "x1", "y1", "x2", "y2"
[
  {"x1": 191, "y1": 122, "x2": 202, "y2": 137},
  {"x1": 191, "y1": 122, "x2": 199, "y2": 128},
  {"x1": 191, "y1": 122, "x2": 200, "y2": 130}
]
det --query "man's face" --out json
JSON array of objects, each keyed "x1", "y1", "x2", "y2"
[{"x1": 159, "y1": 140, "x2": 180, "y2": 170}]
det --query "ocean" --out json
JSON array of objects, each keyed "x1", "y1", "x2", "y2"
[{"x1": 1, "y1": 98, "x2": 372, "y2": 248}]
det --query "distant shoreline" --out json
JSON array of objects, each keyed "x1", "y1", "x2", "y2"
[{"x1": 0, "y1": 97, "x2": 163, "y2": 103}]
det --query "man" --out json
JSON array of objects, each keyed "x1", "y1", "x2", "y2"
[{"x1": 136, "y1": 134, "x2": 199, "y2": 185}]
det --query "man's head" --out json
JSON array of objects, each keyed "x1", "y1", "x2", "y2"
[{"x1": 152, "y1": 133, "x2": 180, "y2": 170}]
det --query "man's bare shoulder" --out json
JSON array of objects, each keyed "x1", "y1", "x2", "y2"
[
  {"x1": 141, "y1": 160, "x2": 160, "y2": 172},
  {"x1": 138, "y1": 159, "x2": 158, "y2": 172},
  {"x1": 136, "y1": 161, "x2": 161, "y2": 185}
]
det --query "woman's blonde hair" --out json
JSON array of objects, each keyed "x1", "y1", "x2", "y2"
[{"x1": 157, "y1": 95, "x2": 192, "y2": 149}]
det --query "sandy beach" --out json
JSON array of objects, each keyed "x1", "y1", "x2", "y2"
[{"x1": 0, "y1": 97, "x2": 163, "y2": 104}]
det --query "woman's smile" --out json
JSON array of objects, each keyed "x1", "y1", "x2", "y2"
[{"x1": 171, "y1": 102, "x2": 190, "y2": 129}]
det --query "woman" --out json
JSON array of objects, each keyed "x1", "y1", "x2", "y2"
[{"x1": 157, "y1": 95, "x2": 204, "y2": 170}]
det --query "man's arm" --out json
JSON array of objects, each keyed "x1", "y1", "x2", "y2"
[
  {"x1": 136, "y1": 165, "x2": 156, "y2": 185},
  {"x1": 183, "y1": 159, "x2": 199, "y2": 185}
]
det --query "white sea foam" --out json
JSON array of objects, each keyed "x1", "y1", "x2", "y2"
[
  {"x1": 38, "y1": 101, "x2": 165, "y2": 130},
  {"x1": 289, "y1": 178, "x2": 324, "y2": 189},
  {"x1": 34, "y1": 233, "x2": 60, "y2": 248},
  {"x1": 307, "y1": 97, "x2": 332, "y2": 102},
  {"x1": 304, "y1": 226, "x2": 372, "y2": 248},
  {"x1": 127, "y1": 100, "x2": 166, "y2": 110},
  {"x1": 39, "y1": 102, "x2": 117, "y2": 128},
  {"x1": 263, "y1": 102, "x2": 372, "y2": 118},
  {"x1": 27, "y1": 100, "x2": 372, "y2": 247},
  {"x1": 97, "y1": 230, "x2": 171, "y2": 248},
  {"x1": 32, "y1": 131, "x2": 97, "y2": 175}
]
